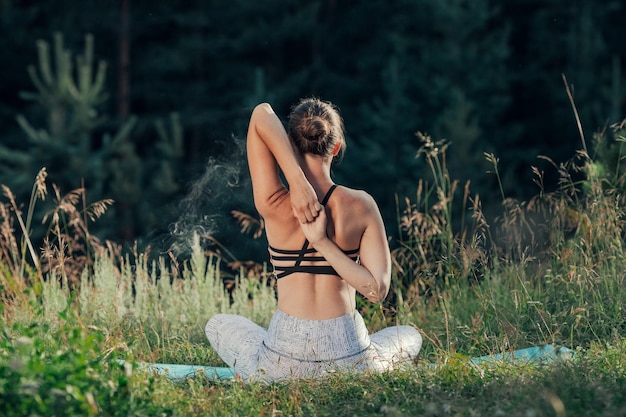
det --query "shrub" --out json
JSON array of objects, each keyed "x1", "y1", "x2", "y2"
[{"x1": 0, "y1": 312, "x2": 170, "y2": 416}]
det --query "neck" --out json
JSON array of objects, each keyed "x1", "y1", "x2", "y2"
[{"x1": 300, "y1": 154, "x2": 334, "y2": 196}]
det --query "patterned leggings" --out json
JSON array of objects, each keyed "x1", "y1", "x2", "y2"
[{"x1": 205, "y1": 309, "x2": 422, "y2": 382}]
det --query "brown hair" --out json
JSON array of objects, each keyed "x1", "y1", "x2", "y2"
[{"x1": 288, "y1": 98, "x2": 345, "y2": 159}]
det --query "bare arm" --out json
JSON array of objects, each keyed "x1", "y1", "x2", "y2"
[
  {"x1": 299, "y1": 198, "x2": 391, "y2": 303},
  {"x1": 247, "y1": 103, "x2": 322, "y2": 222}
]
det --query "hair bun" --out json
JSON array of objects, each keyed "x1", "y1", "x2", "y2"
[
  {"x1": 302, "y1": 116, "x2": 331, "y2": 142},
  {"x1": 288, "y1": 97, "x2": 345, "y2": 158}
]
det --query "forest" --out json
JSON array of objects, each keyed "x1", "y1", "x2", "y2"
[
  {"x1": 1, "y1": 0, "x2": 625, "y2": 262},
  {"x1": 2, "y1": 2, "x2": 626, "y2": 415}
]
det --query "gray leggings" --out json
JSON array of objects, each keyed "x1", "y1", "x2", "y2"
[{"x1": 205, "y1": 309, "x2": 422, "y2": 382}]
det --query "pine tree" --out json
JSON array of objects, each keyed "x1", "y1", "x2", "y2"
[
  {"x1": 0, "y1": 33, "x2": 184, "y2": 243},
  {"x1": 2, "y1": 33, "x2": 122, "y2": 196}
]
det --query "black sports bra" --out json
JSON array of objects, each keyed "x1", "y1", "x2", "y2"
[{"x1": 268, "y1": 184, "x2": 360, "y2": 279}]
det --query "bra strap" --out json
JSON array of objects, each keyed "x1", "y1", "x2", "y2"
[
  {"x1": 294, "y1": 184, "x2": 338, "y2": 267},
  {"x1": 294, "y1": 239, "x2": 310, "y2": 267},
  {"x1": 321, "y1": 184, "x2": 338, "y2": 206}
]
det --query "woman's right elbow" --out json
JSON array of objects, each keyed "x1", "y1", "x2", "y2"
[
  {"x1": 366, "y1": 293, "x2": 384, "y2": 304},
  {"x1": 365, "y1": 287, "x2": 388, "y2": 304},
  {"x1": 372, "y1": 283, "x2": 389, "y2": 303}
]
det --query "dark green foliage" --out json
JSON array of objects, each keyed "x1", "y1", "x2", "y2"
[
  {"x1": 498, "y1": 0, "x2": 625, "y2": 197},
  {"x1": 0, "y1": 32, "x2": 184, "y2": 244},
  {"x1": 0, "y1": 0, "x2": 625, "y2": 258},
  {"x1": 339, "y1": 0, "x2": 512, "y2": 225},
  {"x1": 7, "y1": 32, "x2": 119, "y2": 194},
  {"x1": 590, "y1": 119, "x2": 626, "y2": 189}
]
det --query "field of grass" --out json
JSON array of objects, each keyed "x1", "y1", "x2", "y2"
[{"x1": 1, "y1": 128, "x2": 625, "y2": 416}]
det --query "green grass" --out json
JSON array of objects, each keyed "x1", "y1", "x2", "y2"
[
  {"x1": 2, "y1": 127, "x2": 626, "y2": 415},
  {"x1": 1, "y1": 314, "x2": 624, "y2": 416},
  {"x1": 167, "y1": 346, "x2": 625, "y2": 417}
]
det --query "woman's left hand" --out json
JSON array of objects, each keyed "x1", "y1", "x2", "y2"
[
  {"x1": 299, "y1": 207, "x2": 328, "y2": 245},
  {"x1": 290, "y1": 178, "x2": 322, "y2": 223}
]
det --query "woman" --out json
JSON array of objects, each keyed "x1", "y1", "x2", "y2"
[{"x1": 205, "y1": 98, "x2": 422, "y2": 382}]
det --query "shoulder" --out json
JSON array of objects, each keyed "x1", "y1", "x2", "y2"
[
  {"x1": 333, "y1": 186, "x2": 380, "y2": 216},
  {"x1": 330, "y1": 185, "x2": 388, "y2": 250},
  {"x1": 336, "y1": 185, "x2": 375, "y2": 203}
]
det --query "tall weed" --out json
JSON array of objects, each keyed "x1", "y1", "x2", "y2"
[
  {"x1": 35, "y1": 234, "x2": 277, "y2": 350},
  {"x1": 1, "y1": 174, "x2": 276, "y2": 357},
  {"x1": 392, "y1": 120, "x2": 626, "y2": 355},
  {"x1": 392, "y1": 133, "x2": 489, "y2": 305}
]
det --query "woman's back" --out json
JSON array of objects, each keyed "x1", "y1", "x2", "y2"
[
  {"x1": 260, "y1": 184, "x2": 374, "y2": 320},
  {"x1": 246, "y1": 100, "x2": 390, "y2": 320},
  {"x1": 205, "y1": 99, "x2": 421, "y2": 383}
]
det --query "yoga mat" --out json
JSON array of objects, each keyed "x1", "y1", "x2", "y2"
[
  {"x1": 125, "y1": 344, "x2": 574, "y2": 381},
  {"x1": 118, "y1": 361, "x2": 236, "y2": 381},
  {"x1": 470, "y1": 344, "x2": 575, "y2": 365}
]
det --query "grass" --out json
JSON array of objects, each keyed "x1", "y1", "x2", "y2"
[
  {"x1": 164, "y1": 344, "x2": 625, "y2": 417},
  {"x1": 1, "y1": 122, "x2": 626, "y2": 415},
  {"x1": 1, "y1": 316, "x2": 623, "y2": 416}
]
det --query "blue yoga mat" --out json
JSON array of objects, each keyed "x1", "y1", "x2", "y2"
[
  {"x1": 126, "y1": 344, "x2": 574, "y2": 381},
  {"x1": 129, "y1": 362, "x2": 237, "y2": 381},
  {"x1": 470, "y1": 344, "x2": 575, "y2": 365}
]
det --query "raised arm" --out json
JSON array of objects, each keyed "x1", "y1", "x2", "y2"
[
  {"x1": 246, "y1": 103, "x2": 322, "y2": 222},
  {"x1": 299, "y1": 195, "x2": 391, "y2": 303}
]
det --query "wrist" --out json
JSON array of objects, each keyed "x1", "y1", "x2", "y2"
[
  {"x1": 310, "y1": 235, "x2": 332, "y2": 250},
  {"x1": 285, "y1": 169, "x2": 309, "y2": 189}
]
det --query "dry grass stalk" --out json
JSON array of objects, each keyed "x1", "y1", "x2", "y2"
[
  {"x1": 0, "y1": 169, "x2": 115, "y2": 305},
  {"x1": 231, "y1": 210, "x2": 264, "y2": 239},
  {"x1": 392, "y1": 136, "x2": 490, "y2": 304},
  {"x1": 41, "y1": 183, "x2": 114, "y2": 286},
  {"x1": 0, "y1": 168, "x2": 50, "y2": 283}
]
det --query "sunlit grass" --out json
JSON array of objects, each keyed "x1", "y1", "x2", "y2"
[{"x1": 1, "y1": 121, "x2": 626, "y2": 415}]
